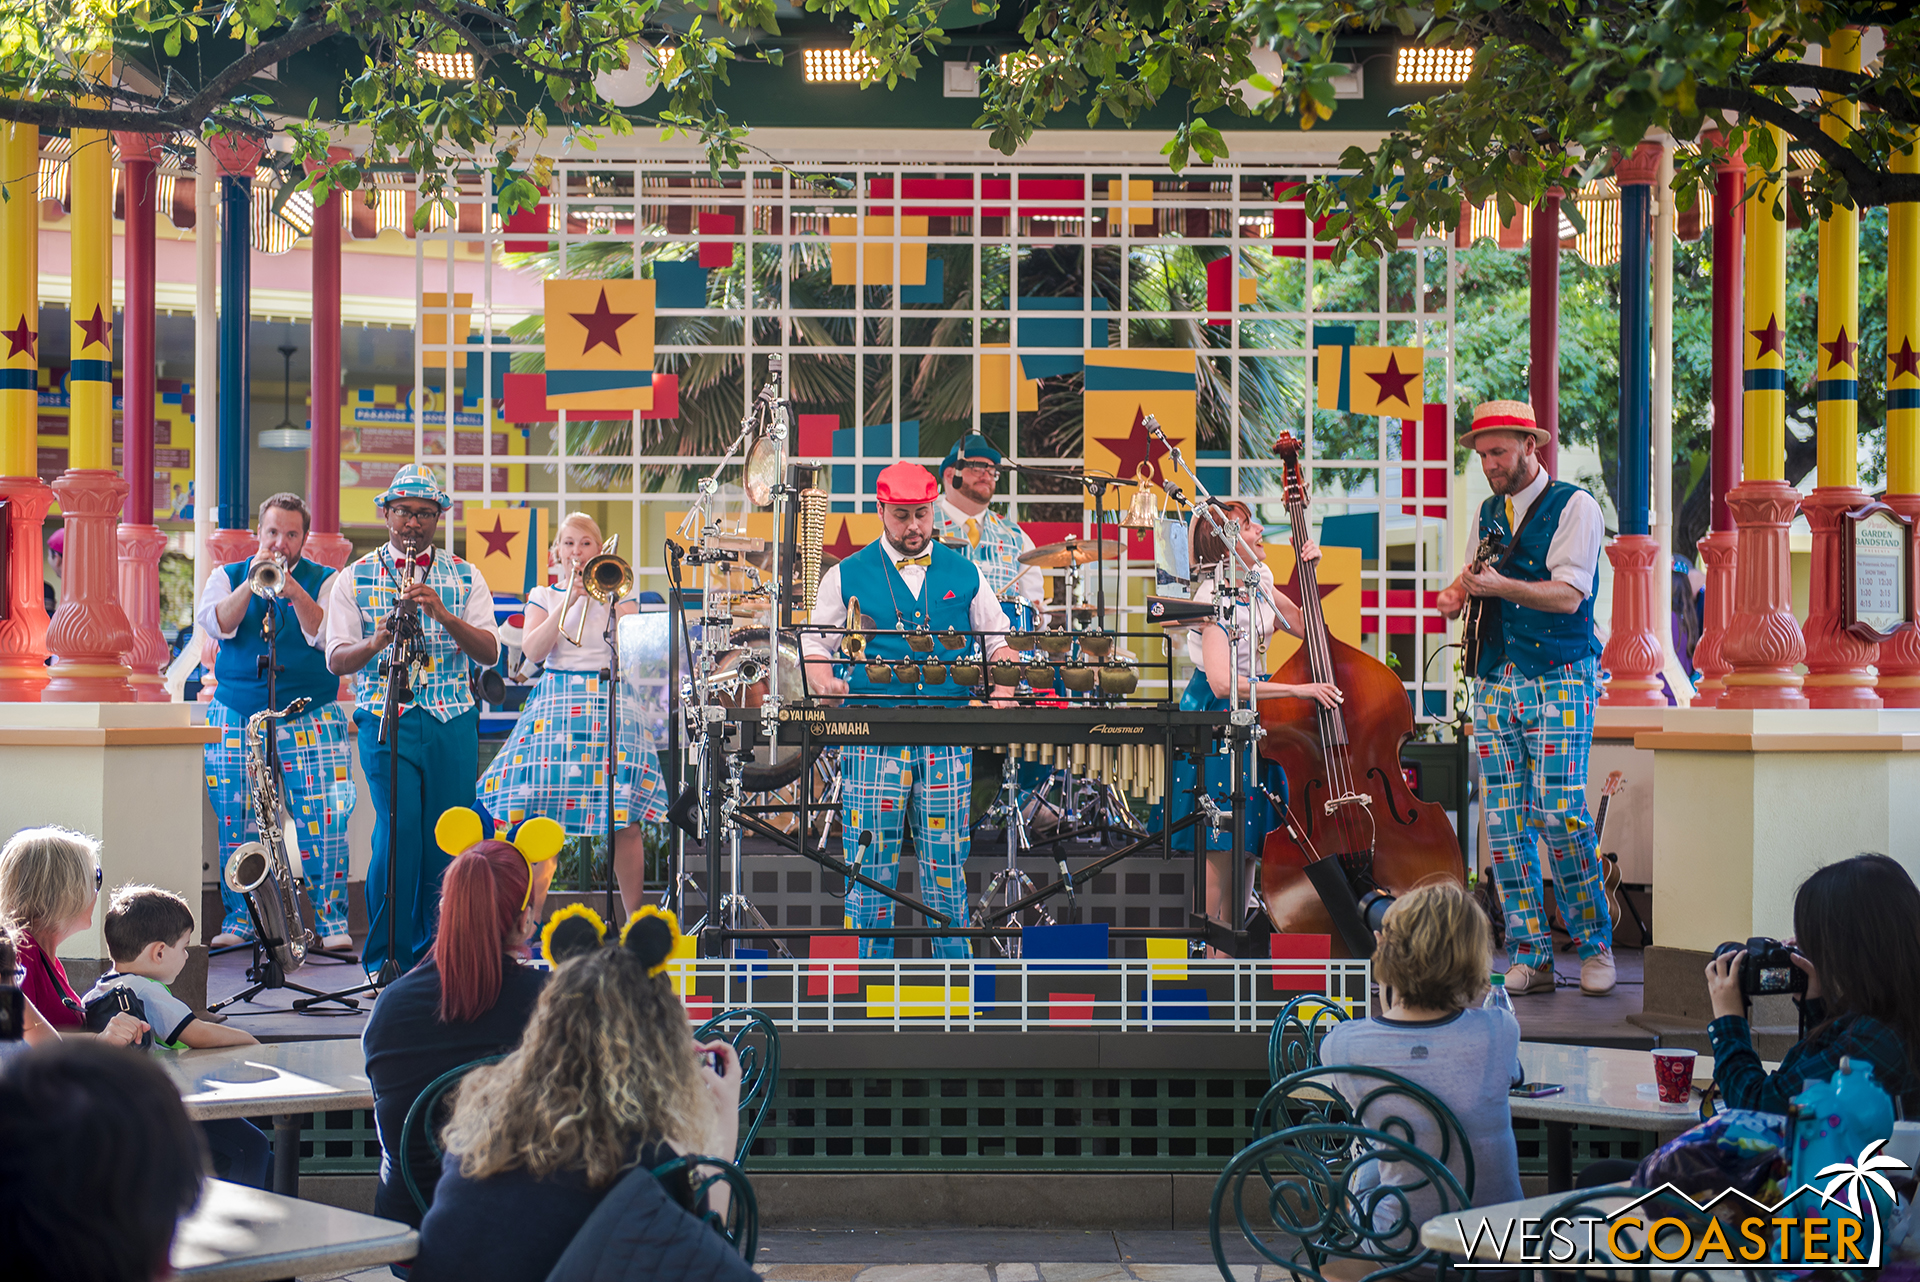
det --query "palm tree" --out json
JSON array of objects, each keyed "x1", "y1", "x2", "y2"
[{"x1": 1816, "y1": 1138, "x2": 1905, "y2": 1263}]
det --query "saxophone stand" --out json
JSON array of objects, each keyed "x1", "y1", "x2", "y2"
[{"x1": 208, "y1": 892, "x2": 367, "y2": 1014}]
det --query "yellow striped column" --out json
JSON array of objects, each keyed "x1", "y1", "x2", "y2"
[
  {"x1": 1801, "y1": 28, "x2": 1878, "y2": 708},
  {"x1": 45, "y1": 59, "x2": 135, "y2": 702},
  {"x1": 1720, "y1": 115, "x2": 1808, "y2": 709},
  {"x1": 1880, "y1": 134, "x2": 1920, "y2": 706},
  {"x1": 0, "y1": 121, "x2": 49, "y2": 700}
]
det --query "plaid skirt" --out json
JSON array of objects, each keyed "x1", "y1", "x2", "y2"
[{"x1": 478, "y1": 668, "x2": 669, "y2": 836}]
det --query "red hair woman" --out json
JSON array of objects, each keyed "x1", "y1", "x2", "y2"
[{"x1": 363, "y1": 840, "x2": 552, "y2": 1228}]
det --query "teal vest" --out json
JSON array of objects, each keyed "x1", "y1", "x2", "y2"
[
  {"x1": 211, "y1": 558, "x2": 339, "y2": 717},
  {"x1": 1476, "y1": 481, "x2": 1603, "y2": 679},
  {"x1": 839, "y1": 541, "x2": 980, "y2": 706}
]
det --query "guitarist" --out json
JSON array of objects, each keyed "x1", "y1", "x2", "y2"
[{"x1": 1436, "y1": 400, "x2": 1615, "y2": 997}]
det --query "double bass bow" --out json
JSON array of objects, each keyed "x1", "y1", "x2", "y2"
[{"x1": 1258, "y1": 432, "x2": 1464, "y2": 956}]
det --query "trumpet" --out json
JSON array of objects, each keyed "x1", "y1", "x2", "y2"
[
  {"x1": 247, "y1": 554, "x2": 288, "y2": 598},
  {"x1": 559, "y1": 535, "x2": 634, "y2": 647}
]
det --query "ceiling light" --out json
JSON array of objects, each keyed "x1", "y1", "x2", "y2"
[
  {"x1": 804, "y1": 49, "x2": 877, "y2": 83},
  {"x1": 1395, "y1": 46, "x2": 1475, "y2": 84},
  {"x1": 999, "y1": 51, "x2": 1040, "y2": 79},
  {"x1": 414, "y1": 50, "x2": 476, "y2": 81}
]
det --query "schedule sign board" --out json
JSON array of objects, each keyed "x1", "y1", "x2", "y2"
[{"x1": 1844, "y1": 503, "x2": 1914, "y2": 643}]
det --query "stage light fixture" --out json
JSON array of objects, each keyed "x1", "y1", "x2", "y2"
[
  {"x1": 414, "y1": 50, "x2": 476, "y2": 80},
  {"x1": 1395, "y1": 46, "x2": 1475, "y2": 84},
  {"x1": 804, "y1": 49, "x2": 878, "y2": 82}
]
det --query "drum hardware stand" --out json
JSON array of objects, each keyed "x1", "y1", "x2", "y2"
[
  {"x1": 713, "y1": 748, "x2": 791, "y2": 958},
  {"x1": 973, "y1": 766, "x2": 1053, "y2": 959}
]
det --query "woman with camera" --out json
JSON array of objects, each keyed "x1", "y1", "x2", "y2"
[
  {"x1": 1705, "y1": 853, "x2": 1920, "y2": 1115},
  {"x1": 409, "y1": 908, "x2": 740, "y2": 1282}
]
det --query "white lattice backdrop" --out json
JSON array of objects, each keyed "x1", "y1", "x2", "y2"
[{"x1": 410, "y1": 160, "x2": 1460, "y2": 718}]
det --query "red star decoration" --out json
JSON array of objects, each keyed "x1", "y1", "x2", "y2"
[
  {"x1": 1364, "y1": 352, "x2": 1420, "y2": 411},
  {"x1": 1820, "y1": 325, "x2": 1858, "y2": 373},
  {"x1": 1094, "y1": 406, "x2": 1172, "y2": 488},
  {"x1": 1, "y1": 315, "x2": 34, "y2": 360},
  {"x1": 822, "y1": 522, "x2": 865, "y2": 564},
  {"x1": 475, "y1": 516, "x2": 519, "y2": 557},
  {"x1": 1749, "y1": 313, "x2": 1785, "y2": 360},
  {"x1": 1889, "y1": 338, "x2": 1920, "y2": 383},
  {"x1": 75, "y1": 304, "x2": 111, "y2": 352},
  {"x1": 1277, "y1": 553, "x2": 1342, "y2": 610},
  {"x1": 569, "y1": 288, "x2": 637, "y2": 356}
]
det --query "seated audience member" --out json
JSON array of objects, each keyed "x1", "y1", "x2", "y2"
[
  {"x1": 0, "y1": 923, "x2": 72, "y2": 1053},
  {"x1": 0, "y1": 1040, "x2": 207, "y2": 1282},
  {"x1": 363, "y1": 837, "x2": 554, "y2": 1228},
  {"x1": 410, "y1": 909, "x2": 741, "y2": 1282},
  {"x1": 1706, "y1": 852, "x2": 1920, "y2": 1115},
  {"x1": 0, "y1": 826, "x2": 146, "y2": 1046},
  {"x1": 1320, "y1": 880, "x2": 1523, "y2": 1218},
  {"x1": 82, "y1": 885, "x2": 271, "y2": 1188}
]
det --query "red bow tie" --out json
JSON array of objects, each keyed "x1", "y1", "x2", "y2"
[{"x1": 400, "y1": 552, "x2": 433, "y2": 570}]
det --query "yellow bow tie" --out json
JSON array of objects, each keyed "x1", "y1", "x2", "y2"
[{"x1": 896, "y1": 555, "x2": 931, "y2": 570}]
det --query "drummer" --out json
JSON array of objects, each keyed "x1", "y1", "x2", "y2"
[
  {"x1": 476, "y1": 512, "x2": 669, "y2": 913},
  {"x1": 1170, "y1": 500, "x2": 1341, "y2": 949},
  {"x1": 802, "y1": 461, "x2": 1022, "y2": 959},
  {"x1": 936, "y1": 434, "x2": 1044, "y2": 606}
]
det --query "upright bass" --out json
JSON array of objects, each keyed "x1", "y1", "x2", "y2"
[{"x1": 1259, "y1": 433, "x2": 1463, "y2": 955}]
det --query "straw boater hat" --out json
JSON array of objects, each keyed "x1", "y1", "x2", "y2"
[{"x1": 1459, "y1": 400, "x2": 1551, "y2": 448}]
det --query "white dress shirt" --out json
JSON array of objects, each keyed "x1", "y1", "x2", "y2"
[
  {"x1": 1506, "y1": 466, "x2": 1605, "y2": 598},
  {"x1": 319, "y1": 545, "x2": 500, "y2": 665},
  {"x1": 802, "y1": 535, "x2": 1011, "y2": 663},
  {"x1": 1185, "y1": 562, "x2": 1283, "y2": 679},
  {"x1": 196, "y1": 564, "x2": 323, "y2": 648},
  {"x1": 936, "y1": 495, "x2": 1044, "y2": 601},
  {"x1": 525, "y1": 584, "x2": 617, "y2": 671}
]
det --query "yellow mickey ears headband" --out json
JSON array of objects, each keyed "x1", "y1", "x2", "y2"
[
  {"x1": 537, "y1": 904, "x2": 684, "y2": 974},
  {"x1": 434, "y1": 808, "x2": 565, "y2": 910},
  {"x1": 619, "y1": 905, "x2": 683, "y2": 977},
  {"x1": 541, "y1": 903, "x2": 607, "y2": 966}
]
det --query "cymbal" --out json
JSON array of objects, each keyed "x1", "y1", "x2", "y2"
[{"x1": 1017, "y1": 537, "x2": 1120, "y2": 569}]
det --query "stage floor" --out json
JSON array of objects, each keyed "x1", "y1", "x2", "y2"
[{"x1": 205, "y1": 935, "x2": 1652, "y2": 1049}]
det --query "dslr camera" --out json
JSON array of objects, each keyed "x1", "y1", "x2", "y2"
[{"x1": 1713, "y1": 937, "x2": 1808, "y2": 998}]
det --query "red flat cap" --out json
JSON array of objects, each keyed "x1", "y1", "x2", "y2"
[{"x1": 875, "y1": 460, "x2": 938, "y2": 504}]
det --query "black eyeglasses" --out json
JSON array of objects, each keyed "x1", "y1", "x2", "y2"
[
  {"x1": 389, "y1": 508, "x2": 438, "y2": 526},
  {"x1": 94, "y1": 866, "x2": 103, "y2": 891}
]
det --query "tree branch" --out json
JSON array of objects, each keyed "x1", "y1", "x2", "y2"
[
  {"x1": 0, "y1": 14, "x2": 339, "y2": 135},
  {"x1": 1697, "y1": 84, "x2": 1920, "y2": 205},
  {"x1": 1746, "y1": 60, "x2": 1920, "y2": 128}
]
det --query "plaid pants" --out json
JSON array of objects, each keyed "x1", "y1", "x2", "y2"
[
  {"x1": 838, "y1": 744, "x2": 973, "y2": 960},
  {"x1": 1474, "y1": 657, "x2": 1613, "y2": 966},
  {"x1": 205, "y1": 700, "x2": 356, "y2": 938}
]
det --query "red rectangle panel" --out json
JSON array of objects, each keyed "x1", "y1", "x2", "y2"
[
  {"x1": 805, "y1": 936, "x2": 861, "y2": 996},
  {"x1": 1048, "y1": 992, "x2": 1096, "y2": 1024}
]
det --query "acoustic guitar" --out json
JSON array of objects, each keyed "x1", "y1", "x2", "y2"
[
  {"x1": 1593, "y1": 769, "x2": 1627, "y2": 933},
  {"x1": 1459, "y1": 532, "x2": 1507, "y2": 675}
]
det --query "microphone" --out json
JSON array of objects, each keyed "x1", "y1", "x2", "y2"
[
  {"x1": 1142, "y1": 414, "x2": 1166, "y2": 442},
  {"x1": 850, "y1": 829, "x2": 873, "y2": 875},
  {"x1": 1058, "y1": 850, "x2": 1075, "y2": 905}
]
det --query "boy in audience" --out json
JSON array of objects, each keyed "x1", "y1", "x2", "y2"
[{"x1": 83, "y1": 884, "x2": 272, "y2": 1186}]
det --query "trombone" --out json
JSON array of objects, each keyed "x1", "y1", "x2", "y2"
[{"x1": 558, "y1": 534, "x2": 634, "y2": 647}]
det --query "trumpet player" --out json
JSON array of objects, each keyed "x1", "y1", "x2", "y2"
[
  {"x1": 196, "y1": 493, "x2": 356, "y2": 951},
  {"x1": 322, "y1": 465, "x2": 500, "y2": 977},
  {"x1": 478, "y1": 513, "x2": 668, "y2": 913}
]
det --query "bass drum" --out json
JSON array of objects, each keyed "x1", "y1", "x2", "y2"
[{"x1": 711, "y1": 629, "x2": 819, "y2": 792}]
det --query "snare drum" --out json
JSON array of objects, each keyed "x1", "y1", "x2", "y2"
[{"x1": 999, "y1": 597, "x2": 1038, "y2": 634}]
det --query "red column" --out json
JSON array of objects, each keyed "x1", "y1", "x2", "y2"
[
  {"x1": 1691, "y1": 137, "x2": 1744, "y2": 707},
  {"x1": 304, "y1": 148, "x2": 351, "y2": 571},
  {"x1": 114, "y1": 132, "x2": 171, "y2": 701},
  {"x1": 1599, "y1": 143, "x2": 1668, "y2": 707},
  {"x1": 1530, "y1": 187, "x2": 1562, "y2": 479}
]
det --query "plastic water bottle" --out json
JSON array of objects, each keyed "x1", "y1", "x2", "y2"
[{"x1": 1483, "y1": 971, "x2": 1513, "y2": 1015}]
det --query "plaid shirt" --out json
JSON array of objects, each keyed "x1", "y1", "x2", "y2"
[{"x1": 1708, "y1": 1000, "x2": 1920, "y2": 1116}]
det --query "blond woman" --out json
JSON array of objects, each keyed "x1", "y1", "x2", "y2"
[
  {"x1": 477, "y1": 513, "x2": 667, "y2": 911},
  {"x1": 0, "y1": 827, "x2": 145, "y2": 1046}
]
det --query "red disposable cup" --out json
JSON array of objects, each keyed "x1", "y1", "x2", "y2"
[{"x1": 1652, "y1": 1048, "x2": 1698, "y2": 1104}]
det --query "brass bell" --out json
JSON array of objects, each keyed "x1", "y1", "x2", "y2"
[
  {"x1": 843, "y1": 595, "x2": 870, "y2": 662},
  {"x1": 1061, "y1": 663, "x2": 1098, "y2": 692},
  {"x1": 906, "y1": 628, "x2": 936, "y2": 653},
  {"x1": 865, "y1": 661, "x2": 895, "y2": 685},
  {"x1": 1098, "y1": 660, "x2": 1139, "y2": 696},
  {"x1": 1122, "y1": 462, "x2": 1161, "y2": 529}
]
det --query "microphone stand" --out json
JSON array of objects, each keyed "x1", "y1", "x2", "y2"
[
  {"x1": 999, "y1": 458, "x2": 1115, "y2": 628},
  {"x1": 372, "y1": 552, "x2": 426, "y2": 987}
]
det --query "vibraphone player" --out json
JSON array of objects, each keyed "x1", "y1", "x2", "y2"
[{"x1": 802, "y1": 462, "x2": 1023, "y2": 959}]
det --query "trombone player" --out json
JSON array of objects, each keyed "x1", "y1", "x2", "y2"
[
  {"x1": 478, "y1": 513, "x2": 668, "y2": 913},
  {"x1": 197, "y1": 493, "x2": 357, "y2": 951}
]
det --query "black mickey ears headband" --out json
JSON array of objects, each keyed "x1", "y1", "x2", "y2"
[{"x1": 539, "y1": 904, "x2": 683, "y2": 976}]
